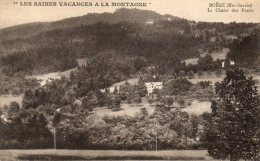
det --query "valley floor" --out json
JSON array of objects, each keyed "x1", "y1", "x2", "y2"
[{"x1": 0, "y1": 149, "x2": 227, "y2": 160}]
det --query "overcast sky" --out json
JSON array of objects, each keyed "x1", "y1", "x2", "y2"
[{"x1": 0, "y1": 0, "x2": 259, "y2": 29}]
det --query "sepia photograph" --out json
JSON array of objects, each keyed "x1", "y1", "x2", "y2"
[{"x1": 0, "y1": 0, "x2": 260, "y2": 160}]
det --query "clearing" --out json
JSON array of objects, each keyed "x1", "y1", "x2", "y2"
[
  {"x1": 26, "y1": 68, "x2": 76, "y2": 86},
  {"x1": 0, "y1": 94, "x2": 23, "y2": 107},
  {"x1": 200, "y1": 48, "x2": 229, "y2": 61},
  {"x1": 25, "y1": 58, "x2": 85, "y2": 86},
  {"x1": 183, "y1": 58, "x2": 199, "y2": 65},
  {"x1": 93, "y1": 98, "x2": 211, "y2": 118},
  {"x1": 93, "y1": 98, "x2": 155, "y2": 118},
  {"x1": 182, "y1": 100, "x2": 211, "y2": 115},
  {"x1": 183, "y1": 48, "x2": 230, "y2": 65}
]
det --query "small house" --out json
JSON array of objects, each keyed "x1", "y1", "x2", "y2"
[{"x1": 145, "y1": 82, "x2": 163, "y2": 95}]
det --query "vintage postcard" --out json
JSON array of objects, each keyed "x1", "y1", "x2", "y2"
[{"x1": 0, "y1": 0, "x2": 259, "y2": 160}]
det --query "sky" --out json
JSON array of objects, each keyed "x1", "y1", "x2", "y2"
[{"x1": 0, "y1": 0, "x2": 260, "y2": 29}]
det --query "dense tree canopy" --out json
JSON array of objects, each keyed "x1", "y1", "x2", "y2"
[{"x1": 202, "y1": 69, "x2": 260, "y2": 161}]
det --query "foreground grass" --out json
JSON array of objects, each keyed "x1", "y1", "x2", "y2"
[{"x1": 0, "y1": 149, "x2": 225, "y2": 160}]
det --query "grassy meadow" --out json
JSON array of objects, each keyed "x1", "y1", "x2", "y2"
[{"x1": 0, "y1": 149, "x2": 226, "y2": 160}]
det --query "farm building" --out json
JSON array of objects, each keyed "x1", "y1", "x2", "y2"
[{"x1": 145, "y1": 82, "x2": 163, "y2": 95}]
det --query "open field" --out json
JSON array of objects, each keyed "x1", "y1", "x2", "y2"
[
  {"x1": 0, "y1": 149, "x2": 227, "y2": 160},
  {"x1": 200, "y1": 48, "x2": 229, "y2": 61},
  {"x1": 26, "y1": 68, "x2": 76, "y2": 86},
  {"x1": 183, "y1": 58, "x2": 199, "y2": 65},
  {"x1": 94, "y1": 98, "x2": 212, "y2": 118},
  {"x1": 0, "y1": 94, "x2": 23, "y2": 107},
  {"x1": 93, "y1": 98, "x2": 155, "y2": 118},
  {"x1": 25, "y1": 58, "x2": 87, "y2": 86},
  {"x1": 183, "y1": 48, "x2": 229, "y2": 65},
  {"x1": 182, "y1": 100, "x2": 211, "y2": 115}
]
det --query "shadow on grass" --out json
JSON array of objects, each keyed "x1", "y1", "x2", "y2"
[{"x1": 18, "y1": 154, "x2": 205, "y2": 160}]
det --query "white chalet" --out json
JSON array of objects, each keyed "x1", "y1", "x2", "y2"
[{"x1": 145, "y1": 82, "x2": 163, "y2": 95}]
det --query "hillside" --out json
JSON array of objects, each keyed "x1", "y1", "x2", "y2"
[
  {"x1": 0, "y1": 8, "x2": 180, "y2": 43},
  {"x1": 0, "y1": 22, "x2": 50, "y2": 43},
  {"x1": 0, "y1": 9, "x2": 201, "y2": 75},
  {"x1": 0, "y1": 8, "x2": 259, "y2": 76}
]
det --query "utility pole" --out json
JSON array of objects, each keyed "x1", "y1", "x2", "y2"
[
  {"x1": 155, "y1": 129, "x2": 157, "y2": 155},
  {"x1": 53, "y1": 127, "x2": 56, "y2": 149},
  {"x1": 155, "y1": 121, "x2": 158, "y2": 155}
]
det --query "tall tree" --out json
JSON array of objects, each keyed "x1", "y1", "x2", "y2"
[{"x1": 203, "y1": 68, "x2": 260, "y2": 161}]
